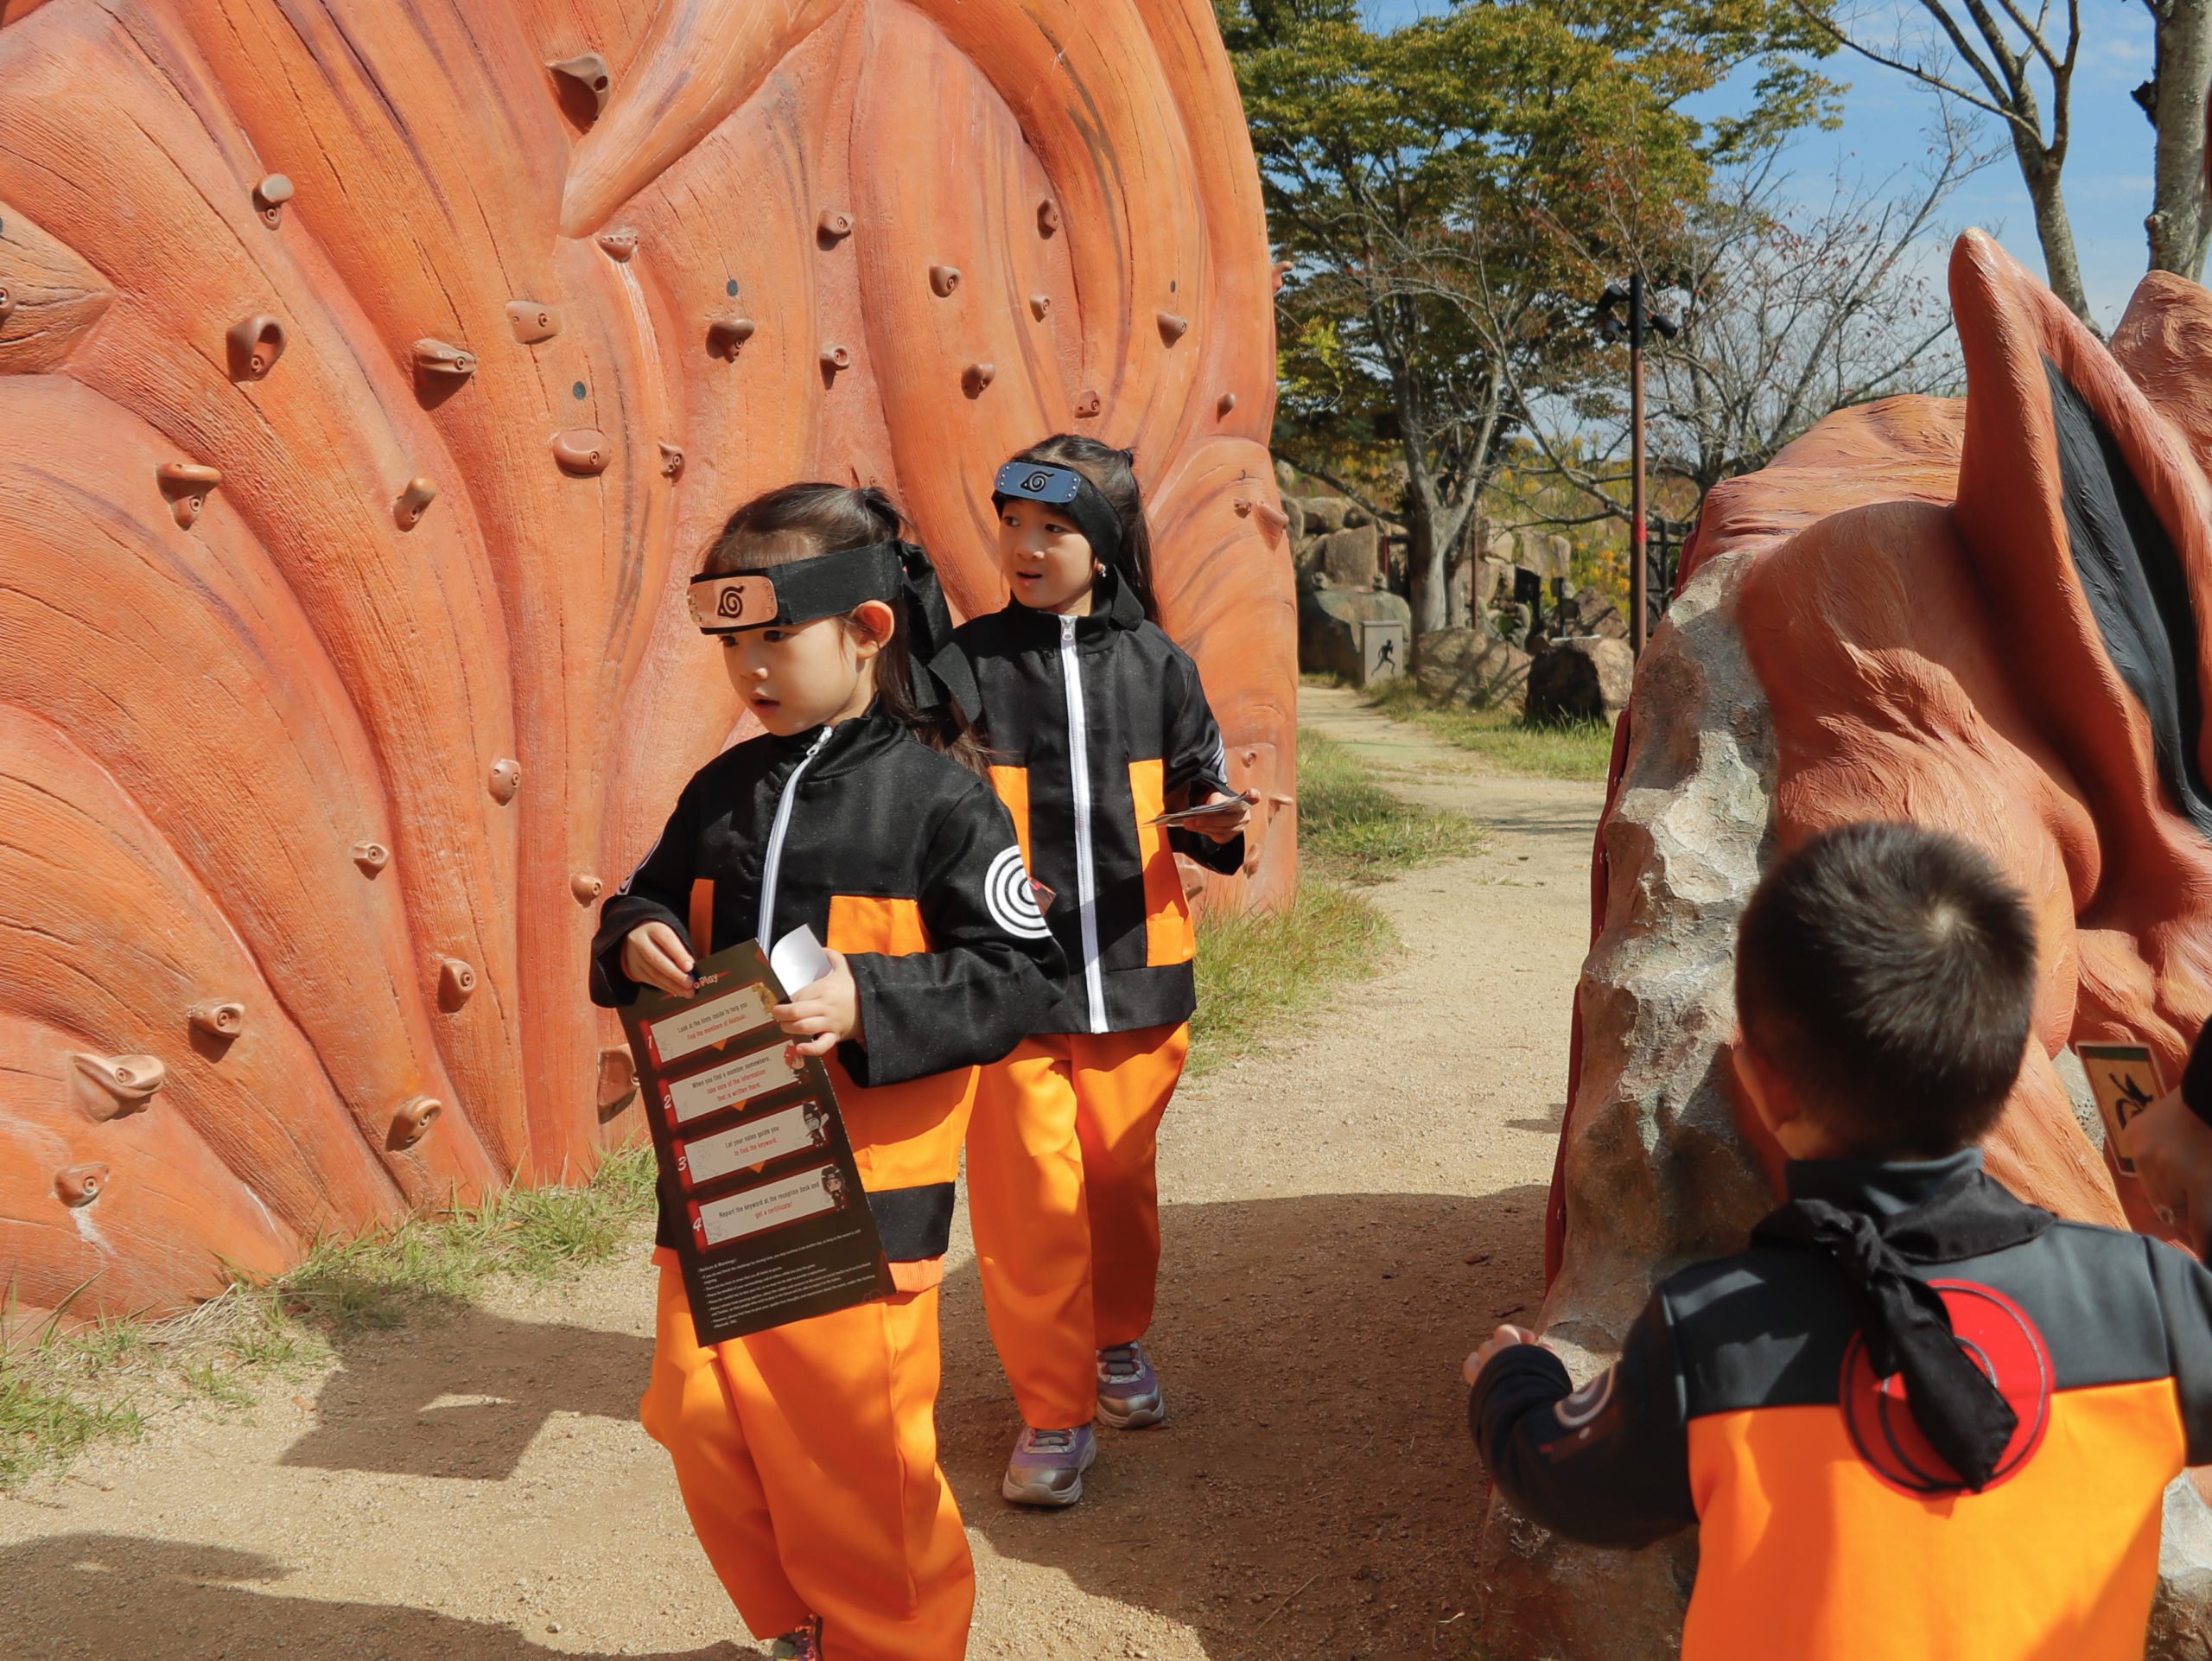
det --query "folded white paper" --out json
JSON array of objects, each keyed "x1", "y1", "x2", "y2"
[{"x1": 770, "y1": 924, "x2": 835, "y2": 998}]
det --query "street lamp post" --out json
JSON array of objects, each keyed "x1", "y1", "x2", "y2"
[{"x1": 1593, "y1": 274, "x2": 1681, "y2": 658}]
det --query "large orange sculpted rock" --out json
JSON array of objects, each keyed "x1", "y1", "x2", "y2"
[
  {"x1": 0, "y1": 0, "x2": 1291, "y2": 1317},
  {"x1": 1481, "y1": 233, "x2": 2212, "y2": 1657}
]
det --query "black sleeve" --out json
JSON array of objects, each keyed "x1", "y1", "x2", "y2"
[
  {"x1": 838, "y1": 781, "x2": 1066, "y2": 1088},
  {"x1": 1160, "y1": 646, "x2": 1244, "y2": 877},
  {"x1": 1467, "y1": 1295, "x2": 1698, "y2": 1549},
  {"x1": 2184, "y1": 1025, "x2": 2212, "y2": 1128},
  {"x1": 2147, "y1": 1236, "x2": 2212, "y2": 1463},
  {"x1": 589, "y1": 783, "x2": 700, "y2": 1008}
]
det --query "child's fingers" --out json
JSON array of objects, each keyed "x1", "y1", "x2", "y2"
[
  {"x1": 785, "y1": 1032, "x2": 837, "y2": 1059},
  {"x1": 627, "y1": 935, "x2": 696, "y2": 996}
]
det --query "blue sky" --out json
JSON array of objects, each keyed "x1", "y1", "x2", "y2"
[{"x1": 1363, "y1": 2, "x2": 2163, "y2": 328}]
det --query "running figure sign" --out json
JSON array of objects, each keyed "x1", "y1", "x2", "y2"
[{"x1": 619, "y1": 939, "x2": 892, "y2": 1343}]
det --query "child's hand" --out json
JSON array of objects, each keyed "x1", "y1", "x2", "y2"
[
  {"x1": 2123, "y1": 1085, "x2": 2212, "y2": 1251},
  {"x1": 1462, "y1": 1323, "x2": 1542, "y2": 1387},
  {"x1": 622, "y1": 921, "x2": 697, "y2": 997},
  {"x1": 1180, "y1": 788, "x2": 1257, "y2": 843},
  {"x1": 775, "y1": 950, "x2": 861, "y2": 1060}
]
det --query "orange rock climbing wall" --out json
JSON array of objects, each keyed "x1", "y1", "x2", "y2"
[{"x1": 0, "y1": 0, "x2": 1292, "y2": 1317}]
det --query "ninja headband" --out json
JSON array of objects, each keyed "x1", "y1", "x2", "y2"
[
  {"x1": 689, "y1": 540, "x2": 980, "y2": 722},
  {"x1": 992, "y1": 461, "x2": 1125, "y2": 570}
]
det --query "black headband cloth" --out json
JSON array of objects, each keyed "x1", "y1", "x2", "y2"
[
  {"x1": 688, "y1": 540, "x2": 980, "y2": 724},
  {"x1": 992, "y1": 461, "x2": 1125, "y2": 571}
]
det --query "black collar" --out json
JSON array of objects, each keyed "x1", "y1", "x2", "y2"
[
  {"x1": 999, "y1": 563, "x2": 1146, "y2": 643},
  {"x1": 772, "y1": 703, "x2": 909, "y2": 780}
]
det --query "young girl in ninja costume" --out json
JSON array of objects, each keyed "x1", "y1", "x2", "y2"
[
  {"x1": 957, "y1": 435, "x2": 1253, "y2": 1507},
  {"x1": 591, "y1": 483, "x2": 1062, "y2": 1661}
]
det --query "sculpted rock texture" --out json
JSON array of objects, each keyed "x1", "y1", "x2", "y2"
[
  {"x1": 1481, "y1": 232, "x2": 2212, "y2": 1658},
  {"x1": 0, "y1": 0, "x2": 1290, "y2": 1316}
]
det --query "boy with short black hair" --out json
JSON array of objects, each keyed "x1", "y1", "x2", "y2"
[{"x1": 1468, "y1": 821, "x2": 2212, "y2": 1661}]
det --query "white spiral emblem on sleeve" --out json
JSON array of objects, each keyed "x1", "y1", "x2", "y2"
[{"x1": 983, "y1": 846, "x2": 1054, "y2": 940}]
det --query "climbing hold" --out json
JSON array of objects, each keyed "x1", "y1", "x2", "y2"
[
  {"x1": 570, "y1": 872, "x2": 604, "y2": 906},
  {"x1": 597, "y1": 230, "x2": 637, "y2": 261},
  {"x1": 252, "y1": 174, "x2": 294, "y2": 229},
  {"x1": 726, "y1": 277, "x2": 740, "y2": 297},
  {"x1": 188, "y1": 999, "x2": 245, "y2": 1039},
  {"x1": 551, "y1": 429, "x2": 609, "y2": 476},
  {"x1": 1233, "y1": 496, "x2": 1253, "y2": 517},
  {"x1": 1157, "y1": 311, "x2": 1190, "y2": 345},
  {"x1": 393, "y1": 477, "x2": 438, "y2": 531},
  {"x1": 817, "y1": 207, "x2": 853, "y2": 242},
  {"x1": 506, "y1": 301, "x2": 563, "y2": 344},
  {"x1": 69, "y1": 1053, "x2": 165, "y2": 1120},
  {"x1": 929, "y1": 264, "x2": 961, "y2": 297},
  {"x1": 1217, "y1": 391, "x2": 1238, "y2": 417},
  {"x1": 226, "y1": 315, "x2": 287, "y2": 380},
  {"x1": 438, "y1": 958, "x2": 477, "y2": 1010},
  {"x1": 411, "y1": 338, "x2": 477, "y2": 382},
  {"x1": 1252, "y1": 500, "x2": 1291, "y2": 538},
  {"x1": 548, "y1": 53, "x2": 612, "y2": 121},
  {"x1": 658, "y1": 442, "x2": 684, "y2": 481},
  {"x1": 1029, "y1": 294, "x2": 1051, "y2": 321},
  {"x1": 54, "y1": 1165, "x2": 109, "y2": 1208},
  {"x1": 387, "y1": 1095, "x2": 442, "y2": 1150},
  {"x1": 155, "y1": 462, "x2": 221, "y2": 529},
  {"x1": 1073, "y1": 390, "x2": 1102, "y2": 419},
  {"x1": 706, "y1": 318, "x2": 755, "y2": 360},
  {"x1": 1272, "y1": 259, "x2": 1294, "y2": 293},
  {"x1": 820, "y1": 344, "x2": 851, "y2": 372},
  {"x1": 0, "y1": 286, "x2": 12, "y2": 328},
  {"x1": 351, "y1": 839, "x2": 391, "y2": 875},
  {"x1": 487, "y1": 758, "x2": 522, "y2": 804},
  {"x1": 963, "y1": 361, "x2": 995, "y2": 398},
  {"x1": 1037, "y1": 199, "x2": 1060, "y2": 237},
  {"x1": 571, "y1": 380, "x2": 587, "y2": 400},
  {"x1": 598, "y1": 1045, "x2": 639, "y2": 1118}
]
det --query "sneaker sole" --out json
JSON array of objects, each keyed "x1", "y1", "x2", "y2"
[
  {"x1": 1095, "y1": 1397, "x2": 1167, "y2": 1431},
  {"x1": 1001, "y1": 1441, "x2": 1098, "y2": 1508}
]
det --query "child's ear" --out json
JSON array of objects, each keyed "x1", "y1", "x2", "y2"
[{"x1": 849, "y1": 600, "x2": 897, "y2": 658}]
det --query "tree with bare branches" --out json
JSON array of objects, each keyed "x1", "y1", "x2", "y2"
[{"x1": 1793, "y1": 1, "x2": 2089, "y2": 320}]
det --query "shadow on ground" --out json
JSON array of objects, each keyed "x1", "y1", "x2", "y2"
[
  {"x1": 942, "y1": 1186, "x2": 1550, "y2": 1661},
  {"x1": 0, "y1": 1534, "x2": 747, "y2": 1661},
  {"x1": 22, "y1": 1187, "x2": 1546, "y2": 1661},
  {"x1": 280, "y1": 1304, "x2": 650, "y2": 1481}
]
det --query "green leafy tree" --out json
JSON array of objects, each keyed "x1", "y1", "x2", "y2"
[{"x1": 1224, "y1": 0, "x2": 1838, "y2": 640}]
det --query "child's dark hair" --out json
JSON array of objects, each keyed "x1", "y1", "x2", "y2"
[
  {"x1": 1734, "y1": 821, "x2": 2037, "y2": 1158},
  {"x1": 702, "y1": 482, "x2": 990, "y2": 777},
  {"x1": 1007, "y1": 434, "x2": 1160, "y2": 622}
]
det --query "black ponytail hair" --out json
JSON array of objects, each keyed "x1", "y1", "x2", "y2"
[
  {"x1": 702, "y1": 482, "x2": 992, "y2": 777},
  {"x1": 1006, "y1": 434, "x2": 1160, "y2": 623}
]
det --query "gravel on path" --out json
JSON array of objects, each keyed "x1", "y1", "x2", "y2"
[{"x1": 0, "y1": 684, "x2": 1604, "y2": 1661}]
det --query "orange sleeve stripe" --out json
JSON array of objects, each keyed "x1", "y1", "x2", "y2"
[
  {"x1": 988, "y1": 765, "x2": 1033, "y2": 873},
  {"x1": 826, "y1": 894, "x2": 930, "y2": 958},
  {"x1": 1128, "y1": 758, "x2": 1194, "y2": 967},
  {"x1": 687, "y1": 878, "x2": 715, "y2": 957}
]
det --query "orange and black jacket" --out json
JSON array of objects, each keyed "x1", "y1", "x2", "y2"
[
  {"x1": 589, "y1": 708, "x2": 1063, "y2": 1274},
  {"x1": 955, "y1": 568, "x2": 1243, "y2": 1035},
  {"x1": 1471, "y1": 1151, "x2": 2212, "y2": 1661}
]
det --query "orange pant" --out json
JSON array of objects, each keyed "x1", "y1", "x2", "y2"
[
  {"x1": 639, "y1": 1252, "x2": 973, "y2": 1661},
  {"x1": 964, "y1": 1023, "x2": 1189, "y2": 1429}
]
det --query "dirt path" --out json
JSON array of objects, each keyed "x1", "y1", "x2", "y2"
[{"x1": 0, "y1": 685, "x2": 1604, "y2": 1661}]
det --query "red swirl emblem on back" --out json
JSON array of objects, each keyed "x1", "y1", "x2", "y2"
[{"x1": 1838, "y1": 1279, "x2": 2052, "y2": 1496}]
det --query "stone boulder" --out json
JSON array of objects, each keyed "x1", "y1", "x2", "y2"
[
  {"x1": 1414, "y1": 627, "x2": 1529, "y2": 710},
  {"x1": 1554, "y1": 585, "x2": 1628, "y2": 641},
  {"x1": 1315, "y1": 524, "x2": 1379, "y2": 589},
  {"x1": 1524, "y1": 637, "x2": 1633, "y2": 723},
  {"x1": 1299, "y1": 493, "x2": 1351, "y2": 536},
  {"x1": 1299, "y1": 583, "x2": 1412, "y2": 681}
]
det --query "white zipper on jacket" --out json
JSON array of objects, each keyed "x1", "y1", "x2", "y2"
[
  {"x1": 757, "y1": 727, "x2": 832, "y2": 950},
  {"x1": 1058, "y1": 614, "x2": 1109, "y2": 1033}
]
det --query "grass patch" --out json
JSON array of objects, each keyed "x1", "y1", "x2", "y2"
[
  {"x1": 1189, "y1": 878, "x2": 1394, "y2": 1078},
  {"x1": 1297, "y1": 725, "x2": 1490, "y2": 881},
  {"x1": 1368, "y1": 678, "x2": 1616, "y2": 783},
  {"x1": 0, "y1": 1145, "x2": 658, "y2": 1489}
]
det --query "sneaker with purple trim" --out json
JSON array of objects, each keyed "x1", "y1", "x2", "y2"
[
  {"x1": 768, "y1": 1619, "x2": 823, "y2": 1660},
  {"x1": 1001, "y1": 1422, "x2": 1098, "y2": 1506},
  {"x1": 1096, "y1": 1341, "x2": 1167, "y2": 1429}
]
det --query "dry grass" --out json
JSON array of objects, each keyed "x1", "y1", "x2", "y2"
[{"x1": 1367, "y1": 678, "x2": 1616, "y2": 784}]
